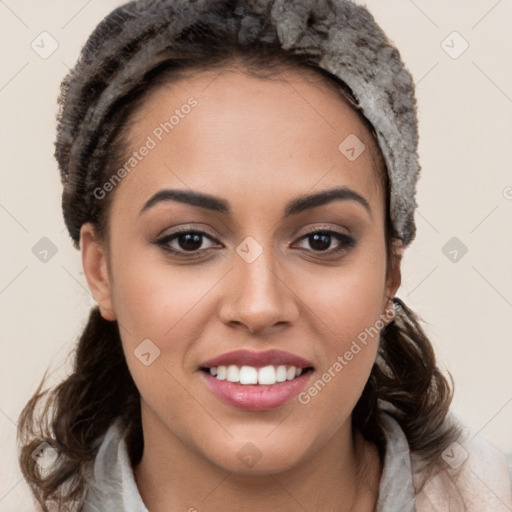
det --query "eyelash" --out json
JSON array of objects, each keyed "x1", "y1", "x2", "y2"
[{"x1": 154, "y1": 226, "x2": 356, "y2": 258}]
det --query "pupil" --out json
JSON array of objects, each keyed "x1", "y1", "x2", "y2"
[
  {"x1": 310, "y1": 233, "x2": 330, "y2": 251},
  {"x1": 179, "y1": 233, "x2": 202, "y2": 251}
]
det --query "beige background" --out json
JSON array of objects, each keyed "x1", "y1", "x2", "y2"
[{"x1": 1, "y1": 0, "x2": 511, "y2": 509}]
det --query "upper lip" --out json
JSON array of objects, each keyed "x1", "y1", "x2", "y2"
[{"x1": 200, "y1": 349, "x2": 314, "y2": 369}]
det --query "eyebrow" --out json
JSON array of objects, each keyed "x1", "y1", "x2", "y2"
[{"x1": 139, "y1": 186, "x2": 372, "y2": 219}]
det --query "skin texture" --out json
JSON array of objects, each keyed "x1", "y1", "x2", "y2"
[{"x1": 81, "y1": 66, "x2": 402, "y2": 512}]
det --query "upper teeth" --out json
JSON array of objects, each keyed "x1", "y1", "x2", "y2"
[{"x1": 210, "y1": 365, "x2": 303, "y2": 385}]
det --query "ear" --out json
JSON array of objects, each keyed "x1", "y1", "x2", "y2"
[
  {"x1": 80, "y1": 223, "x2": 116, "y2": 321},
  {"x1": 383, "y1": 238, "x2": 404, "y2": 324}
]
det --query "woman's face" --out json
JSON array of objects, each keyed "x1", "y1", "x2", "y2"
[{"x1": 82, "y1": 66, "x2": 401, "y2": 474}]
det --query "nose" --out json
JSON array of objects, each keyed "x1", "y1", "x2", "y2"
[{"x1": 218, "y1": 244, "x2": 298, "y2": 335}]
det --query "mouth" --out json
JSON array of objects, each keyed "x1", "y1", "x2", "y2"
[
  {"x1": 198, "y1": 349, "x2": 315, "y2": 411},
  {"x1": 199, "y1": 366, "x2": 314, "y2": 411},
  {"x1": 199, "y1": 348, "x2": 315, "y2": 385}
]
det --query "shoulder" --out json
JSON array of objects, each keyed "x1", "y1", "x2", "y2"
[{"x1": 410, "y1": 424, "x2": 512, "y2": 512}]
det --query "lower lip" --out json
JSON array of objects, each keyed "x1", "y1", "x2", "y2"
[{"x1": 200, "y1": 370, "x2": 313, "y2": 411}]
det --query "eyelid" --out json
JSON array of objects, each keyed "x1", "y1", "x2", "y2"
[
  {"x1": 155, "y1": 224, "x2": 219, "y2": 240},
  {"x1": 294, "y1": 224, "x2": 351, "y2": 239}
]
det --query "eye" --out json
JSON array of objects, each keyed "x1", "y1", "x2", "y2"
[
  {"x1": 154, "y1": 228, "x2": 221, "y2": 255},
  {"x1": 293, "y1": 227, "x2": 355, "y2": 254},
  {"x1": 153, "y1": 226, "x2": 356, "y2": 258}
]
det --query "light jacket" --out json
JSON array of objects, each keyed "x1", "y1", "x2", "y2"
[{"x1": 81, "y1": 411, "x2": 512, "y2": 511}]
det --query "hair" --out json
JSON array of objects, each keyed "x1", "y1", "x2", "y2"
[{"x1": 18, "y1": 1, "x2": 461, "y2": 510}]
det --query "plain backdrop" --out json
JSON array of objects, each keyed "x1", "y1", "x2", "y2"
[{"x1": 1, "y1": 0, "x2": 511, "y2": 510}]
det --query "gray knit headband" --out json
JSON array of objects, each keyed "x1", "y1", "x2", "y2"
[{"x1": 56, "y1": 0, "x2": 420, "y2": 248}]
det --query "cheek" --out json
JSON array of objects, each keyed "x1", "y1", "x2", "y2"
[
  {"x1": 293, "y1": 250, "x2": 387, "y2": 403},
  {"x1": 294, "y1": 274, "x2": 384, "y2": 431},
  {"x1": 110, "y1": 247, "x2": 215, "y2": 334},
  {"x1": 300, "y1": 251, "x2": 387, "y2": 347},
  {"x1": 109, "y1": 253, "x2": 220, "y2": 405},
  {"x1": 109, "y1": 249, "x2": 225, "y2": 391}
]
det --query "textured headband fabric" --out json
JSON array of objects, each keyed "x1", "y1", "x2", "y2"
[{"x1": 56, "y1": 0, "x2": 420, "y2": 248}]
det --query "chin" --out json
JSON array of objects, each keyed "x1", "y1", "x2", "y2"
[{"x1": 197, "y1": 432, "x2": 312, "y2": 476}]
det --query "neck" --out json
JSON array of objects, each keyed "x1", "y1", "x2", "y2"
[{"x1": 133, "y1": 406, "x2": 382, "y2": 512}]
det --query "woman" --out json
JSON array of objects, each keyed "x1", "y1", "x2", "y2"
[{"x1": 17, "y1": 1, "x2": 512, "y2": 511}]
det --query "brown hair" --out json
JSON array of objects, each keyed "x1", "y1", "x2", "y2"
[{"x1": 18, "y1": 2, "x2": 461, "y2": 510}]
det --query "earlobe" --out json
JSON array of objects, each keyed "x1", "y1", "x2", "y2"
[{"x1": 80, "y1": 223, "x2": 116, "y2": 321}]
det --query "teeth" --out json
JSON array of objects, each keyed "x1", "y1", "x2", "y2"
[
  {"x1": 216, "y1": 366, "x2": 226, "y2": 380},
  {"x1": 258, "y1": 365, "x2": 277, "y2": 385},
  {"x1": 226, "y1": 365, "x2": 239, "y2": 382},
  {"x1": 239, "y1": 366, "x2": 258, "y2": 384},
  {"x1": 276, "y1": 365, "x2": 287, "y2": 382},
  {"x1": 208, "y1": 364, "x2": 306, "y2": 385}
]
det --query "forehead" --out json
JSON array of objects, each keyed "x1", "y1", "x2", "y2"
[{"x1": 108, "y1": 67, "x2": 385, "y2": 220}]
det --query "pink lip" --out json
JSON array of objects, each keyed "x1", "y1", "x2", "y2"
[
  {"x1": 200, "y1": 349, "x2": 314, "y2": 369},
  {"x1": 200, "y1": 370, "x2": 313, "y2": 411}
]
